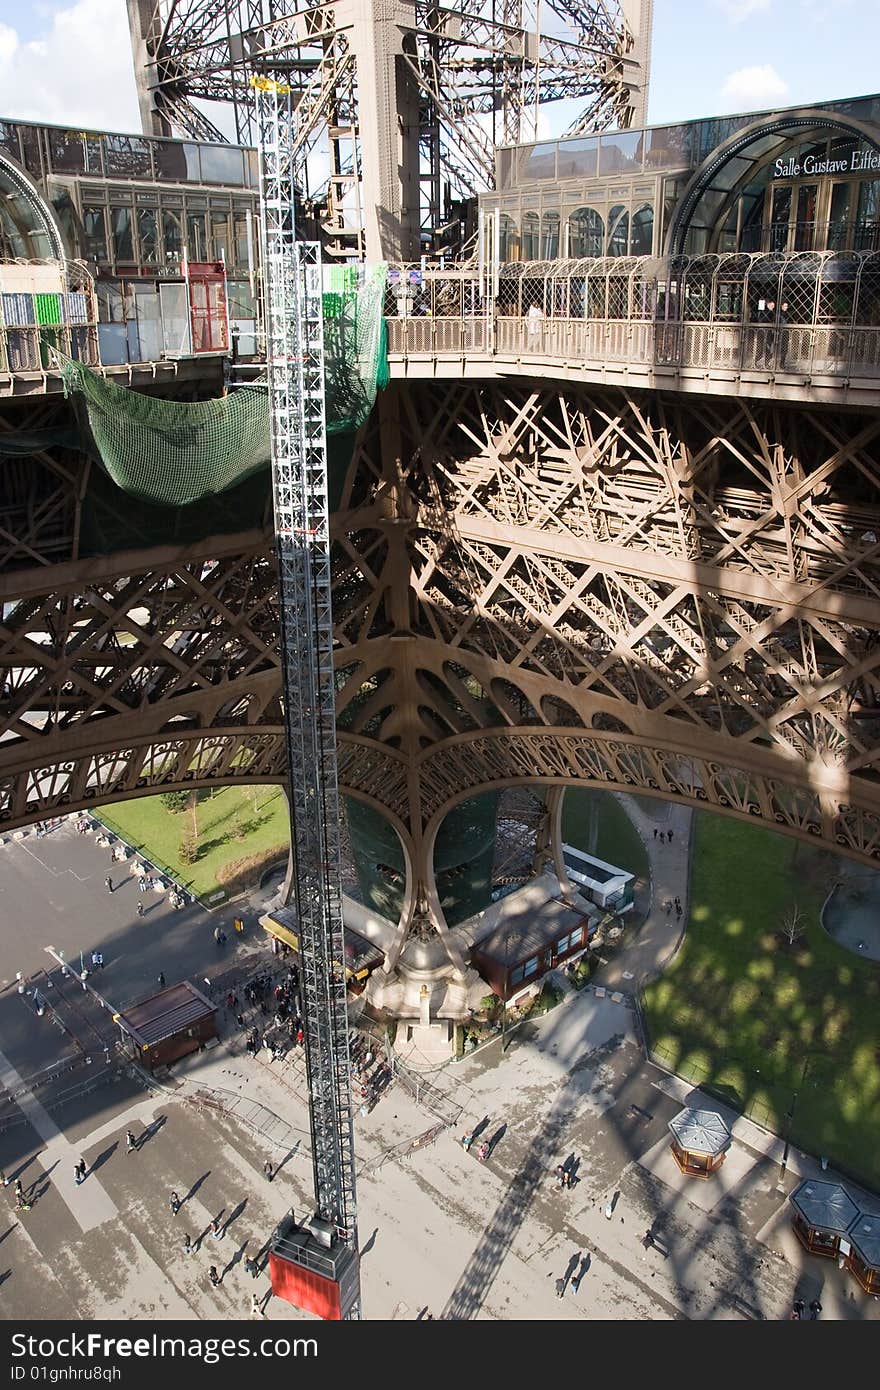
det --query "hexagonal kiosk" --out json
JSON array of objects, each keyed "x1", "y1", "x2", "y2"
[
  {"x1": 845, "y1": 1210, "x2": 880, "y2": 1295},
  {"x1": 668, "y1": 1108, "x2": 731, "y2": 1177},
  {"x1": 789, "y1": 1179, "x2": 859, "y2": 1259}
]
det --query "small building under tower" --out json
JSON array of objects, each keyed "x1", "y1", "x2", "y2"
[{"x1": 113, "y1": 981, "x2": 217, "y2": 1071}]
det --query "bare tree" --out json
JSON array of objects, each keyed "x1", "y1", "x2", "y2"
[{"x1": 780, "y1": 903, "x2": 805, "y2": 947}]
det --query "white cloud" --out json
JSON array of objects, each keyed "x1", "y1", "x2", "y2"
[
  {"x1": 714, "y1": 0, "x2": 772, "y2": 21},
  {"x1": 0, "y1": 0, "x2": 141, "y2": 134},
  {"x1": 720, "y1": 64, "x2": 790, "y2": 111}
]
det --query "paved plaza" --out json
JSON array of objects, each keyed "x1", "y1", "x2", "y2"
[{"x1": 0, "y1": 819, "x2": 876, "y2": 1321}]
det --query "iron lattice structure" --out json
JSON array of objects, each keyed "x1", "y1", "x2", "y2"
[
  {"x1": 256, "y1": 79, "x2": 360, "y2": 1308},
  {"x1": 126, "y1": 0, "x2": 652, "y2": 258},
  {"x1": 4, "y1": 374, "x2": 880, "y2": 987}
]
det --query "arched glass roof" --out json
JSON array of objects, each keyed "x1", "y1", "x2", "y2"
[{"x1": 0, "y1": 151, "x2": 63, "y2": 261}]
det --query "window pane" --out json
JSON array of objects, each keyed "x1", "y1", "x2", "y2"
[
  {"x1": 46, "y1": 130, "x2": 103, "y2": 175},
  {"x1": 630, "y1": 204, "x2": 654, "y2": 255},
  {"x1": 541, "y1": 211, "x2": 560, "y2": 259},
  {"x1": 234, "y1": 213, "x2": 250, "y2": 268},
  {"x1": 187, "y1": 211, "x2": 207, "y2": 261},
  {"x1": 198, "y1": 144, "x2": 245, "y2": 185},
  {"x1": 556, "y1": 137, "x2": 598, "y2": 179},
  {"x1": 210, "y1": 210, "x2": 230, "y2": 263},
  {"x1": 598, "y1": 131, "x2": 641, "y2": 175},
  {"x1": 111, "y1": 206, "x2": 134, "y2": 263},
  {"x1": 162, "y1": 208, "x2": 183, "y2": 265},
  {"x1": 569, "y1": 207, "x2": 603, "y2": 259},
  {"x1": 137, "y1": 207, "x2": 159, "y2": 264},
  {"x1": 522, "y1": 211, "x2": 539, "y2": 260},
  {"x1": 608, "y1": 206, "x2": 629, "y2": 256},
  {"x1": 83, "y1": 205, "x2": 108, "y2": 263},
  {"x1": 519, "y1": 142, "x2": 557, "y2": 182},
  {"x1": 499, "y1": 213, "x2": 519, "y2": 262},
  {"x1": 523, "y1": 956, "x2": 539, "y2": 978},
  {"x1": 104, "y1": 134, "x2": 152, "y2": 178},
  {"x1": 153, "y1": 141, "x2": 191, "y2": 181}
]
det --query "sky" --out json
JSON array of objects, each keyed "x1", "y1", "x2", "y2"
[{"x1": 0, "y1": 0, "x2": 877, "y2": 137}]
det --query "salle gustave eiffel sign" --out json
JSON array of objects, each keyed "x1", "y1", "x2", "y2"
[{"x1": 773, "y1": 146, "x2": 880, "y2": 179}]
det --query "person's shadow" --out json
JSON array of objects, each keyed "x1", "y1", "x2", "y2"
[
  {"x1": 571, "y1": 1253, "x2": 591, "y2": 1293},
  {"x1": 183, "y1": 1172, "x2": 210, "y2": 1205},
  {"x1": 222, "y1": 1199, "x2": 247, "y2": 1238},
  {"x1": 486, "y1": 1124, "x2": 507, "y2": 1158},
  {"x1": 472, "y1": 1116, "x2": 491, "y2": 1140},
  {"x1": 138, "y1": 1116, "x2": 167, "y2": 1149},
  {"x1": 88, "y1": 1142, "x2": 118, "y2": 1176},
  {"x1": 360, "y1": 1227, "x2": 379, "y2": 1257}
]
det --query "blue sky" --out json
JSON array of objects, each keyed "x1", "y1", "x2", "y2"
[{"x1": 0, "y1": 0, "x2": 877, "y2": 135}]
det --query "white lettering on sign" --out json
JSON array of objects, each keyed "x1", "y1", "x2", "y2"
[{"x1": 773, "y1": 147, "x2": 880, "y2": 180}]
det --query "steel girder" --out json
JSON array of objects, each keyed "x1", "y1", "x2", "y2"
[
  {"x1": 5, "y1": 377, "x2": 880, "y2": 966},
  {"x1": 126, "y1": 0, "x2": 649, "y2": 256}
]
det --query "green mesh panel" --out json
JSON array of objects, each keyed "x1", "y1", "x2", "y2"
[
  {"x1": 60, "y1": 365, "x2": 271, "y2": 507},
  {"x1": 323, "y1": 264, "x2": 388, "y2": 435},
  {"x1": 58, "y1": 263, "x2": 389, "y2": 508}
]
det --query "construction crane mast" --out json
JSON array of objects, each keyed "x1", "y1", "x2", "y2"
[{"x1": 255, "y1": 77, "x2": 361, "y2": 1321}]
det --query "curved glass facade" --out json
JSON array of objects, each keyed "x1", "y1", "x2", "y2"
[{"x1": 484, "y1": 92, "x2": 880, "y2": 265}]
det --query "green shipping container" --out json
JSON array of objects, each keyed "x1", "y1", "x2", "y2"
[{"x1": 34, "y1": 293, "x2": 62, "y2": 326}]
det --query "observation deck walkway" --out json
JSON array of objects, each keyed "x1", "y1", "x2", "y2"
[
  {"x1": 387, "y1": 314, "x2": 880, "y2": 406},
  {"x1": 385, "y1": 251, "x2": 880, "y2": 406}
]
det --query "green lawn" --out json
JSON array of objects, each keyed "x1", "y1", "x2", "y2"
[
  {"x1": 643, "y1": 812, "x2": 880, "y2": 1189},
  {"x1": 97, "y1": 786, "x2": 289, "y2": 899},
  {"x1": 561, "y1": 788, "x2": 650, "y2": 884}
]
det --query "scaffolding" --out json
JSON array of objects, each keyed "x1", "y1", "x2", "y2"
[{"x1": 255, "y1": 77, "x2": 360, "y2": 1319}]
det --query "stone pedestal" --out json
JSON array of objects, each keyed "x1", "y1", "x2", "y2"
[{"x1": 393, "y1": 1020, "x2": 454, "y2": 1068}]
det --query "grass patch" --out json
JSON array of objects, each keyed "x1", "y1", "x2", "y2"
[
  {"x1": 98, "y1": 785, "x2": 289, "y2": 899},
  {"x1": 643, "y1": 812, "x2": 880, "y2": 1189},
  {"x1": 561, "y1": 788, "x2": 650, "y2": 883}
]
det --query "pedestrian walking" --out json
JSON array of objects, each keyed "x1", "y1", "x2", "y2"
[
  {"x1": 136, "y1": 901, "x2": 144, "y2": 918},
  {"x1": 653, "y1": 827, "x2": 657, "y2": 839},
  {"x1": 15, "y1": 1191, "x2": 31, "y2": 1212},
  {"x1": 74, "y1": 1159, "x2": 86, "y2": 1186},
  {"x1": 665, "y1": 900, "x2": 672, "y2": 915},
  {"x1": 263, "y1": 1160, "x2": 274, "y2": 1183},
  {"x1": 14, "y1": 1179, "x2": 23, "y2": 1200},
  {"x1": 0, "y1": 1169, "x2": 8, "y2": 1187},
  {"x1": 183, "y1": 1232, "x2": 193, "y2": 1255},
  {"x1": 674, "y1": 896, "x2": 681, "y2": 908},
  {"x1": 209, "y1": 1265, "x2": 221, "y2": 1287},
  {"x1": 792, "y1": 1298, "x2": 806, "y2": 1319},
  {"x1": 667, "y1": 830, "x2": 673, "y2": 843},
  {"x1": 125, "y1": 1129, "x2": 137, "y2": 1154},
  {"x1": 169, "y1": 1190, "x2": 181, "y2": 1215},
  {"x1": 105, "y1": 875, "x2": 113, "y2": 894},
  {"x1": 209, "y1": 1217, "x2": 222, "y2": 1239},
  {"x1": 157, "y1": 972, "x2": 166, "y2": 989},
  {"x1": 250, "y1": 1293, "x2": 265, "y2": 1318},
  {"x1": 809, "y1": 1298, "x2": 822, "y2": 1320},
  {"x1": 675, "y1": 904, "x2": 682, "y2": 919},
  {"x1": 555, "y1": 1277, "x2": 566, "y2": 1298}
]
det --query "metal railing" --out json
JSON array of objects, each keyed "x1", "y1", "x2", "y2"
[{"x1": 387, "y1": 314, "x2": 880, "y2": 381}]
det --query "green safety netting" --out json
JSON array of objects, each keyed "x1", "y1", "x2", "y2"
[
  {"x1": 60, "y1": 364, "x2": 271, "y2": 507},
  {"x1": 324, "y1": 263, "x2": 389, "y2": 435},
  {"x1": 58, "y1": 262, "x2": 389, "y2": 508}
]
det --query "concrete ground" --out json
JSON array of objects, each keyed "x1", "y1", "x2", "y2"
[{"x1": 0, "y1": 818, "x2": 877, "y2": 1321}]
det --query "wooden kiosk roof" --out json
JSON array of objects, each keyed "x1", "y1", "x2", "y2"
[
  {"x1": 789, "y1": 1179, "x2": 859, "y2": 1234},
  {"x1": 115, "y1": 981, "x2": 215, "y2": 1050}
]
